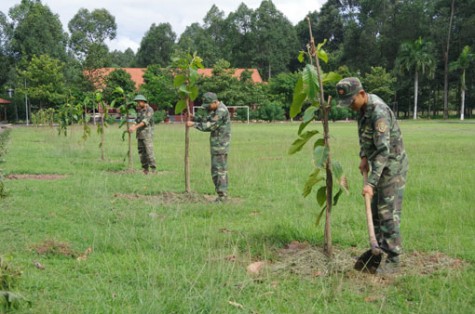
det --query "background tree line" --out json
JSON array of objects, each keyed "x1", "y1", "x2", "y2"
[{"x1": 0, "y1": 0, "x2": 474, "y2": 122}]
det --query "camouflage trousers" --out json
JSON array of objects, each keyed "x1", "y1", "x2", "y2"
[
  {"x1": 211, "y1": 154, "x2": 228, "y2": 197},
  {"x1": 137, "y1": 137, "x2": 156, "y2": 171},
  {"x1": 372, "y1": 161, "x2": 408, "y2": 257}
]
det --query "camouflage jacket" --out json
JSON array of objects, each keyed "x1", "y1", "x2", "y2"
[
  {"x1": 135, "y1": 104, "x2": 154, "y2": 140},
  {"x1": 358, "y1": 94, "x2": 408, "y2": 187},
  {"x1": 193, "y1": 102, "x2": 231, "y2": 155}
]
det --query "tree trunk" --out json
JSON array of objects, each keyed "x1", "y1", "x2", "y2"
[
  {"x1": 444, "y1": 0, "x2": 456, "y2": 120},
  {"x1": 100, "y1": 113, "x2": 105, "y2": 160},
  {"x1": 185, "y1": 99, "x2": 191, "y2": 193},
  {"x1": 323, "y1": 103, "x2": 333, "y2": 257},
  {"x1": 126, "y1": 120, "x2": 133, "y2": 169},
  {"x1": 460, "y1": 88, "x2": 465, "y2": 121},
  {"x1": 413, "y1": 71, "x2": 419, "y2": 120}
]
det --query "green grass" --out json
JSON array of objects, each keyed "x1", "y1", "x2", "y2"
[{"x1": 1, "y1": 121, "x2": 474, "y2": 313}]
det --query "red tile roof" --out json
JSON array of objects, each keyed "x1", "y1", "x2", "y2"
[
  {"x1": 0, "y1": 98, "x2": 12, "y2": 104},
  {"x1": 86, "y1": 67, "x2": 263, "y2": 90}
]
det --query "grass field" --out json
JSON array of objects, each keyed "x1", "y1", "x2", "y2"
[{"x1": 1, "y1": 120, "x2": 474, "y2": 313}]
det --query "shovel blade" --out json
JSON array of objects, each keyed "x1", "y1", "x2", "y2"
[{"x1": 354, "y1": 249, "x2": 382, "y2": 274}]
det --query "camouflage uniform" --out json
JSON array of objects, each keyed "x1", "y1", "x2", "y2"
[
  {"x1": 135, "y1": 104, "x2": 156, "y2": 172},
  {"x1": 358, "y1": 94, "x2": 409, "y2": 258},
  {"x1": 193, "y1": 94, "x2": 231, "y2": 200},
  {"x1": 337, "y1": 77, "x2": 408, "y2": 260}
]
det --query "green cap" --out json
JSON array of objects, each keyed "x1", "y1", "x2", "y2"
[
  {"x1": 134, "y1": 94, "x2": 147, "y2": 102},
  {"x1": 335, "y1": 77, "x2": 363, "y2": 107},
  {"x1": 202, "y1": 92, "x2": 217, "y2": 108}
]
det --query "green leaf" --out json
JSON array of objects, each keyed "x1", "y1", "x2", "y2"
[
  {"x1": 322, "y1": 71, "x2": 342, "y2": 84},
  {"x1": 316, "y1": 185, "x2": 326, "y2": 206},
  {"x1": 302, "y1": 168, "x2": 323, "y2": 197},
  {"x1": 302, "y1": 106, "x2": 317, "y2": 123},
  {"x1": 315, "y1": 205, "x2": 326, "y2": 227},
  {"x1": 313, "y1": 138, "x2": 325, "y2": 149},
  {"x1": 189, "y1": 67, "x2": 199, "y2": 84},
  {"x1": 175, "y1": 99, "x2": 187, "y2": 114},
  {"x1": 113, "y1": 86, "x2": 124, "y2": 95},
  {"x1": 297, "y1": 120, "x2": 311, "y2": 136},
  {"x1": 290, "y1": 76, "x2": 306, "y2": 118},
  {"x1": 314, "y1": 145, "x2": 329, "y2": 168},
  {"x1": 301, "y1": 64, "x2": 319, "y2": 101},
  {"x1": 318, "y1": 48, "x2": 329, "y2": 64},
  {"x1": 333, "y1": 188, "x2": 343, "y2": 206},
  {"x1": 189, "y1": 85, "x2": 199, "y2": 101},
  {"x1": 298, "y1": 51, "x2": 305, "y2": 63},
  {"x1": 178, "y1": 85, "x2": 189, "y2": 94},
  {"x1": 288, "y1": 130, "x2": 319, "y2": 155},
  {"x1": 173, "y1": 74, "x2": 186, "y2": 88},
  {"x1": 332, "y1": 161, "x2": 343, "y2": 180}
]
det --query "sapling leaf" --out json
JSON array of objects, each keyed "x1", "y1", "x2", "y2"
[
  {"x1": 173, "y1": 74, "x2": 186, "y2": 88},
  {"x1": 314, "y1": 145, "x2": 329, "y2": 168},
  {"x1": 303, "y1": 106, "x2": 317, "y2": 123},
  {"x1": 332, "y1": 161, "x2": 343, "y2": 180},
  {"x1": 333, "y1": 188, "x2": 343, "y2": 206},
  {"x1": 315, "y1": 205, "x2": 326, "y2": 226},
  {"x1": 175, "y1": 99, "x2": 187, "y2": 114},
  {"x1": 302, "y1": 168, "x2": 323, "y2": 197},
  {"x1": 290, "y1": 77, "x2": 306, "y2": 118},
  {"x1": 288, "y1": 130, "x2": 319, "y2": 155},
  {"x1": 297, "y1": 120, "x2": 312, "y2": 136},
  {"x1": 316, "y1": 186, "x2": 326, "y2": 206},
  {"x1": 190, "y1": 85, "x2": 199, "y2": 101},
  {"x1": 313, "y1": 138, "x2": 325, "y2": 149}
]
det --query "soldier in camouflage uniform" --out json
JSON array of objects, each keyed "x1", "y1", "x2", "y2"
[
  {"x1": 128, "y1": 94, "x2": 156, "y2": 174},
  {"x1": 186, "y1": 92, "x2": 231, "y2": 202},
  {"x1": 336, "y1": 77, "x2": 409, "y2": 273}
]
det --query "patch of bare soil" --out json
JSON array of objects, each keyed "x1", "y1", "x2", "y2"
[
  {"x1": 31, "y1": 240, "x2": 79, "y2": 258},
  {"x1": 109, "y1": 169, "x2": 172, "y2": 175},
  {"x1": 267, "y1": 241, "x2": 467, "y2": 284},
  {"x1": 114, "y1": 191, "x2": 241, "y2": 205},
  {"x1": 6, "y1": 174, "x2": 66, "y2": 180}
]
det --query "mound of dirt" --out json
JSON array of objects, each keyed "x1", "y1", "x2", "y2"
[
  {"x1": 6, "y1": 174, "x2": 66, "y2": 180},
  {"x1": 114, "y1": 191, "x2": 241, "y2": 205},
  {"x1": 269, "y1": 241, "x2": 466, "y2": 282}
]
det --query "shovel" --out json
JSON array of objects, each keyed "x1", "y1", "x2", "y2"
[{"x1": 354, "y1": 170, "x2": 382, "y2": 274}]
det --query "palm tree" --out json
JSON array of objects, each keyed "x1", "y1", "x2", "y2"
[
  {"x1": 395, "y1": 37, "x2": 436, "y2": 119},
  {"x1": 450, "y1": 46, "x2": 474, "y2": 121}
]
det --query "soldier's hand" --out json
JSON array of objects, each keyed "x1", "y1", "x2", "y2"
[
  {"x1": 359, "y1": 157, "x2": 369, "y2": 174},
  {"x1": 362, "y1": 185, "x2": 374, "y2": 198},
  {"x1": 186, "y1": 121, "x2": 194, "y2": 127}
]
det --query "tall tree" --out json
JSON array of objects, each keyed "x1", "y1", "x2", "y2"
[
  {"x1": 450, "y1": 45, "x2": 474, "y2": 120},
  {"x1": 140, "y1": 65, "x2": 177, "y2": 110},
  {"x1": 68, "y1": 8, "x2": 117, "y2": 68},
  {"x1": 9, "y1": 0, "x2": 67, "y2": 61},
  {"x1": 395, "y1": 37, "x2": 436, "y2": 119},
  {"x1": 102, "y1": 69, "x2": 136, "y2": 107},
  {"x1": 16, "y1": 54, "x2": 65, "y2": 109},
  {"x1": 109, "y1": 48, "x2": 136, "y2": 67},
  {"x1": 136, "y1": 23, "x2": 176, "y2": 67},
  {"x1": 224, "y1": 3, "x2": 257, "y2": 68},
  {"x1": 252, "y1": 0, "x2": 299, "y2": 79},
  {"x1": 0, "y1": 11, "x2": 13, "y2": 87}
]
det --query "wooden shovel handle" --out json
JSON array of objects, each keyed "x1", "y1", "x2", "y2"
[{"x1": 363, "y1": 171, "x2": 381, "y2": 255}]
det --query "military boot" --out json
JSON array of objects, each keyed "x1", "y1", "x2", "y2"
[{"x1": 376, "y1": 254, "x2": 400, "y2": 275}]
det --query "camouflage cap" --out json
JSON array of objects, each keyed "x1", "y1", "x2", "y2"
[
  {"x1": 335, "y1": 77, "x2": 363, "y2": 107},
  {"x1": 134, "y1": 94, "x2": 147, "y2": 102},
  {"x1": 202, "y1": 92, "x2": 217, "y2": 108}
]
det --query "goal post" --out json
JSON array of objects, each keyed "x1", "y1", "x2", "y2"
[{"x1": 192, "y1": 105, "x2": 250, "y2": 124}]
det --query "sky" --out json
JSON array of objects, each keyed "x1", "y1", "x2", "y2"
[{"x1": 1, "y1": 0, "x2": 325, "y2": 52}]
